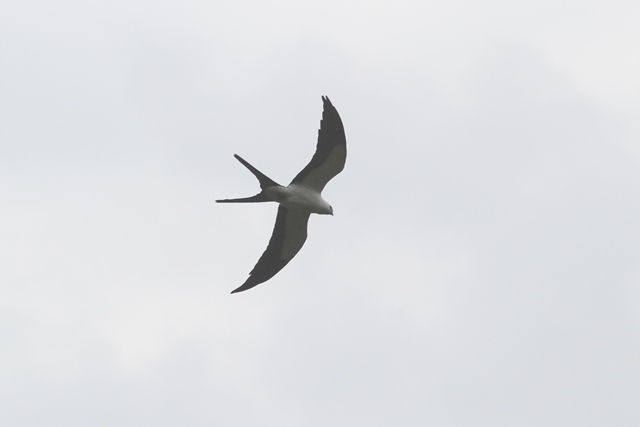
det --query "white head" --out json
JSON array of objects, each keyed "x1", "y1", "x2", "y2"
[
  {"x1": 316, "y1": 201, "x2": 333, "y2": 216},
  {"x1": 282, "y1": 184, "x2": 334, "y2": 215}
]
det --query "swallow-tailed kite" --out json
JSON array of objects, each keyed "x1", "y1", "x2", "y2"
[{"x1": 217, "y1": 96, "x2": 347, "y2": 294}]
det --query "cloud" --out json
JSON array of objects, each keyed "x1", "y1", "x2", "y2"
[{"x1": 2, "y1": 2, "x2": 640, "y2": 426}]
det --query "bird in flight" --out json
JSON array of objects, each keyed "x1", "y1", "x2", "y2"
[{"x1": 217, "y1": 96, "x2": 347, "y2": 294}]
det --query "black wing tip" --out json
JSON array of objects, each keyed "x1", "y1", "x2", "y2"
[
  {"x1": 230, "y1": 276, "x2": 264, "y2": 294},
  {"x1": 230, "y1": 283, "x2": 251, "y2": 294},
  {"x1": 321, "y1": 96, "x2": 340, "y2": 118}
]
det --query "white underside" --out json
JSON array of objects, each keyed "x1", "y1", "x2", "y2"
[{"x1": 266, "y1": 184, "x2": 332, "y2": 215}]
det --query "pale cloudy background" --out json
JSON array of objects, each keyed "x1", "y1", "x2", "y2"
[{"x1": 2, "y1": 0, "x2": 640, "y2": 425}]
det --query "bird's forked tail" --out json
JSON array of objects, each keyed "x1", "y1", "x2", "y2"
[{"x1": 216, "y1": 154, "x2": 281, "y2": 203}]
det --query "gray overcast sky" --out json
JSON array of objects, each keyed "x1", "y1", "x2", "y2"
[{"x1": 2, "y1": 0, "x2": 640, "y2": 425}]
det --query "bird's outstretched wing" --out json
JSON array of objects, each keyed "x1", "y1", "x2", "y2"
[
  {"x1": 231, "y1": 206, "x2": 311, "y2": 293},
  {"x1": 290, "y1": 96, "x2": 347, "y2": 192}
]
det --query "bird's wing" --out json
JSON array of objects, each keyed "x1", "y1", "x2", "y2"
[
  {"x1": 231, "y1": 206, "x2": 311, "y2": 293},
  {"x1": 290, "y1": 96, "x2": 347, "y2": 192}
]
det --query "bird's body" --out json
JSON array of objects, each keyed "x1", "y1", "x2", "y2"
[
  {"x1": 217, "y1": 96, "x2": 346, "y2": 293},
  {"x1": 265, "y1": 184, "x2": 333, "y2": 215}
]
